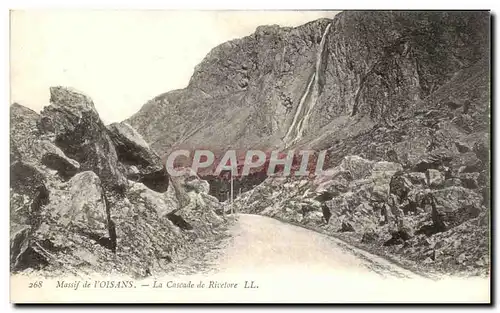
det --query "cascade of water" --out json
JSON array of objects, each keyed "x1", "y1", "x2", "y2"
[{"x1": 283, "y1": 23, "x2": 332, "y2": 147}]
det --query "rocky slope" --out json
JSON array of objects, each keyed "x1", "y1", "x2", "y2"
[
  {"x1": 233, "y1": 153, "x2": 489, "y2": 277},
  {"x1": 126, "y1": 11, "x2": 490, "y2": 276},
  {"x1": 10, "y1": 87, "x2": 226, "y2": 278}
]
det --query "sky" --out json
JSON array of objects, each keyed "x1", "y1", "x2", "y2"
[{"x1": 10, "y1": 10, "x2": 337, "y2": 124}]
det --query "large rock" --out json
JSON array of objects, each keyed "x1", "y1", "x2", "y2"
[
  {"x1": 10, "y1": 161, "x2": 50, "y2": 225},
  {"x1": 371, "y1": 161, "x2": 403, "y2": 201},
  {"x1": 11, "y1": 104, "x2": 81, "y2": 181},
  {"x1": 39, "y1": 87, "x2": 127, "y2": 192},
  {"x1": 107, "y1": 122, "x2": 169, "y2": 192},
  {"x1": 46, "y1": 171, "x2": 109, "y2": 237},
  {"x1": 338, "y1": 155, "x2": 374, "y2": 180},
  {"x1": 389, "y1": 171, "x2": 413, "y2": 200},
  {"x1": 127, "y1": 181, "x2": 177, "y2": 218},
  {"x1": 428, "y1": 187, "x2": 483, "y2": 230},
  {"x1": 10, "y1": 223, "x2": 32, "y2": 270},
  {"x1": 36, "y1": 140, "x2": 80, "y2": 180},
  {"x1": 315, "y1": 168, "x2": 352, "y2": 195},
  {"x1": 426, "y1": 169, "x2": 445, "y2": 188},
  {"x1": 169, "y1": 167, "x2": 211, "y2": 207},
  {"x1": 164, "y1": 167, "x2": 223, "y2": 233},
  {"x1": 406, "y1": 172, "x2": 427, "y2": 185},
  {"x1": 107, "y1": 122, "x2": 155, "y2": 164}
]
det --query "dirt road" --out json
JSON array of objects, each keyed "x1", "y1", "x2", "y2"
[
  {"x1": 212, "y1": 214, "x2": 419, "y2": 278},
  {"x1": 198, "y1": 214, "x2": 489, "y2": 303}
]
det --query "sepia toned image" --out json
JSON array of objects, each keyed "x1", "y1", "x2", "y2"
[{"x1": 9, "y1": 10, "x2": 491, "y2": 303}]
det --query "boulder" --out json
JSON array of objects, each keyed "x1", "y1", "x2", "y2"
[
  {"x1": 46, "y1": 171, "x2": 109, "y2": 237},
  {"x1": 384, "y1": 226, "x2": 413, "y2": 246},
  {"x1": 169, "y1": 167, "x2": 212, "y2": 207},
  {"x1": 325, "y1": 196, "x2": 350, "y2": 216},
  {"x1": 186, "y1": 179, "x2": 210, "y2": 194},
  {"x1": 458, "y1": 172, "x2": 480, "y2": 189},
  {"x1": 338, "y1": 155, "x2": 374, "y2": 180},
  {"x1": 340, "y1": 221, "x2": 355, "y2": 232},
  {"x1": 455, "y1": 141, "x2": 471, "y2": 153},
  {"x1": 166, "y1": 167, "x2": 223, "y2": 231},
  {"x1": 413, "y1": 150, "x2": 453, "y2": 173},
  {"x1": 426, "y1": 169, "x2": 445, "y2": 188},
  {"x1": 36, "y1": 140, "x2": 80, "y2": 179},
  {"x1": 372, "y1": 161, "x2": 403, "y2": 173},
  {"x1": 452, "y1": 152, "x2": 483, "y2": 173},
  {"x1": 316, "y1": 169, "x2": 352, "y2": 195},
  {"x1": 127, "y1": 181, "x2": 177, "y2": 218},
  {"x1": 303, "y1": 211, "x2": 325, "y2": 225},
  {"x1": 173, "y1": 190, "x2": 223, "y2": 232},
  {"x1": 11, "y1": 104, "x2": 81, "y2": 181},
  {"x1": 444, "y1": 178, "x2": 463, "y2": 188},
  {"x1": 429, "y1": 187, "x2": 483, "y2": 230},
  {"x1": 406, "y1": 172, "x2": 427, "y2": 185},
  {"x1": 107, "y1": 122, "x2": 169, "y2": 192},
  {"x1": 361, "y1": 228, "x2": 379, "y2": 243},
  {"x1": 200, "y1": 193, "x2": 222, "y2": 211},
  {"x1": 10, "y1": 161, "x2": 46, "y2": 199},
  {"x1": 370, "y1": 162, "x2": 403, "y2": 201},
  {"x1": 10, "y1": 162, "x2": 50, "y2": 225},
  {"x1": 10, "y1": 223, "x2": 32, "y2": 270},
  {"x1": 39, "y1": 87, "x2": 127, "y2": 192},
  {"x1": 389, "y1": 171, "x2": 413, "y2": 200}
]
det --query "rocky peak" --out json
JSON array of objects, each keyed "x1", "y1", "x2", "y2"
[
  {"x1": 39, "y1": 87, "x2": 127, "y2": 191},
  {"x1": 49, "y1": 86, "x2": 96, "y2": 111}
]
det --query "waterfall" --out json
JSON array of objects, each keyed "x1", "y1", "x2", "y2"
[{"x1": 283, "y1": 22, "x2": 332, "y2": 147}]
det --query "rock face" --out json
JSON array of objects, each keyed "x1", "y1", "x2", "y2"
[
  {"x1": 10, "y1": 87, "x2": 225, "y2": 276},
  {"x1": 127, "y1": 11, "x2": 489, "y2": 158}
]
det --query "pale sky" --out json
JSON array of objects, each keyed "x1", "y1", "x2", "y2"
[{"x1": 10, "y1": 10, "x2": 336, "y2": 124}]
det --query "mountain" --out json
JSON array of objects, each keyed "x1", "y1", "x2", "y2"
[{"x1": 127, "y1": 11, "x2": 489, "y2": 158}]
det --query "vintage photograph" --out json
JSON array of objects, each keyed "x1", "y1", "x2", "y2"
[{"x1": 9, "y1": 10, "x2": 491, "y2": 303}]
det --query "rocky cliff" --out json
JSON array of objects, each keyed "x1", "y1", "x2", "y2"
[
  {"x1": 127, "y1": 11, "x2": 490, "y2": 276},
  {"x1": 10, "y1": 87, "x2": 225, "y2": 277},
  {"x1": 127, "y1": 11, "x2": 489, "y2": 156}
]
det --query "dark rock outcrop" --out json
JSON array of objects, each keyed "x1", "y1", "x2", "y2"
[
  {"x1": 107, "y1": 122, "x2": 169, "y2": 192},
  {"x1": 39, "y1": 87, "x2": 127, "y2": 192}
]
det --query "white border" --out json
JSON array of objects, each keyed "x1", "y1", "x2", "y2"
[{"x1": 1, "y1": 0, "x2": 497, "y2": 311}]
